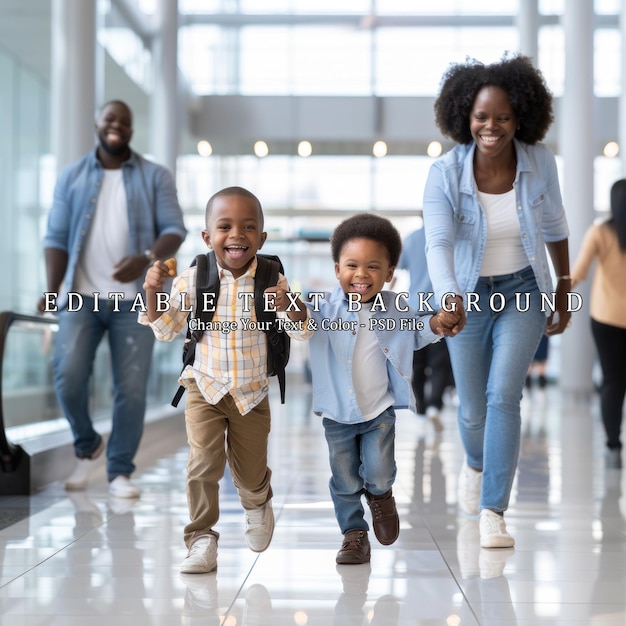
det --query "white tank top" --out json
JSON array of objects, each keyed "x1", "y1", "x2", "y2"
[{"x1": 477, "y1": 188, "x2": 528, "y2": 276}]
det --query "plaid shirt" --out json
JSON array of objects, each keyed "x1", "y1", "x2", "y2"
[{"x1": 140, "y1": 257, "x2": 307, "y2": 415}]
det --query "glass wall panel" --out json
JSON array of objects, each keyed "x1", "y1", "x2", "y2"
[
  {"x1": 594, "y1": 28, "x2": 621, "y2": 97},
  {"x1": 241, "y1": 0, "x2": 371, "y2": 13},
  {"x1": 240, "y1": 26, "x2": 372, "y2": 95},
  {"x1": 538, "y1": 25, "x2": 565, "y2": 96},
  {"x1": 0, "y1": 46, "x2": 49, "y2": 314},
  {"x1": 376, "y1": 1, "x2": 517, "y2": 14}
]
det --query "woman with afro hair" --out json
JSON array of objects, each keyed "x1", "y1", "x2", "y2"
[{"x1": 422, "y1": 53, "x2": 571, "y2": 549}]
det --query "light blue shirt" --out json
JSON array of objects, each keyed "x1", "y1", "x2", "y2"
[
  {"x1": 44, "y1": 148, "x2": 187, "y2": 304},
  {"x1": 304, "y1": 286, "x2": 439, "y2": 424},
  {"x1": 422, "y1": 139, "x2": 569, "y2": 308}
]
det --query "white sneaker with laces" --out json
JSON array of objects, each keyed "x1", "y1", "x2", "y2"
[
  {"x1": 64, "y1": 439, "x2": 105, "y2": 491},
  {"x1": 245, "y1": 499, "x2": 275, "y2": 552},
  {"x1": 108, "y1": 475, "x2": 141, "y2": 498},
  {"x1": 479, "y1": 509, "x2": 515, "y2": 548},
  {"x1": 180, "y1": 535, "x2": 218, "y2": 574},
  {"x1": 458, "y1": 459, "x2": 482, "y2": 515}
]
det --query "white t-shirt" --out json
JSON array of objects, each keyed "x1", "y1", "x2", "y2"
[
  {"x1": 477, "y1": 188, "x2": 528, "y2": 276},
  {"x1": 351, "y1": 304, "x2": 394, "y2": 421},
  {"x1": 73, "y1": 169, "x2": 130, "y2": 296}
]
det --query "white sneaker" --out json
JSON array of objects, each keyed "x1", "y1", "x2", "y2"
[
  {"x1": 64, "y1": 439, "x2": 105, "y2": 491},
  {"x1": 458, "y1": 459, "x2": 482, "y2": 515},
  {"x1": 245, "y1": 499, "x2": 275, "y2": 552},
  {"x1": 108, "y1": 475, "x2": 141, "y2": 499},
  {"x1": 180, "y1": 535, "x2": 218, "y2": 574},
  {"x1": 479, "y1": 509, "x2": 515, "y2": 548}
]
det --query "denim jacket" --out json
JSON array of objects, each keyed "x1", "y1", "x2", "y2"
[
  {"x1": 44, "y1": 148, "x2": 187, "y2": 305},
  {"x1": 303, "y1": 286, "x2": 439, "y2": 424},
  {"x1": 422, "y1": 139, "x2": 569, "y2": 307}
]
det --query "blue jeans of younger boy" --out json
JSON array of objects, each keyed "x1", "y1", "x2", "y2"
[
  {"x1": 446, "y1": 266, "x2": 547, "y2": 513},
  {"x1": 53, "y1": 297, "x2": 155, "y2": 480},
  {"x1": 323, "y1": 407, "x2": 396, "y2": 534}
]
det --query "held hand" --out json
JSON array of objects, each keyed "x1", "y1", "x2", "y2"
[
  {"x1": 434, "y1": 294, "x2": 467, "y2": 336},
  {"x1": 142, "y1": 260, "x2": 172, "y2": 292},
  {"x1": 430, "y1": 308, "x2": 464, "y2": 337}
]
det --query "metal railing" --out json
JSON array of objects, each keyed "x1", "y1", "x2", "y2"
[{"x1": 0, "y1": 310, "x2": 184, "y2": 494}]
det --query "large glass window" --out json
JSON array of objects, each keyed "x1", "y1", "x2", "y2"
[{"x1": 375, "y1": 27, "x2": 517, "y2": 96}]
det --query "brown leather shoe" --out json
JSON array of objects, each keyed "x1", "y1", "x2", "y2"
[
  {"x1": 366, "y1": 490, "x2": 400, "y2": 545},
  {"x1": 336, "y1": 530, "x2": 371, "y2": 564}
]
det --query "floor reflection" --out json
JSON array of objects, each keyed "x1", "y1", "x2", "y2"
[{"x1": 0, "y1": 383, "x2": 625, "y2": 625}]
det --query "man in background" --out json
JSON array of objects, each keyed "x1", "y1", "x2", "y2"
[{"x1": 40, "y1": 100, "x2": 187, "y2": 498}]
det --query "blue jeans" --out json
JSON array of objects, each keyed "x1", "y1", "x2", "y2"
[
  {"x1": 446, "y1": 266, "x2": 546, "y2": 512},
  {"x1": 323, "y1": 407, "x2": 396, "y2": 534},
  {"x1": 53, "y1": 297, "x2": 155, "y2": 480}
]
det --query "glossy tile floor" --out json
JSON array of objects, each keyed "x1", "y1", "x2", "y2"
[{"x1": 1, "y1": 378, "x2": 625, "y2": 625}]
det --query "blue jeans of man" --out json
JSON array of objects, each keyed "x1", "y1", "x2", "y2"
[
  {"x1": 53, "y1": 297, "x2": 155, "y2": 481},
  {"x1": 323, "y1": 407, "x2": 396, "y2": 534},
  {"x1": 446, "y1": 266, "x2": 547, "y2": 512}
]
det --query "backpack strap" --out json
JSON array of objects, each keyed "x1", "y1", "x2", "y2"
[
  {"x1": 254, "y1": 256, "x2": 287, "y2": 403},
  {"x1": 254, "y1": 256, "x2": 280, "y2": 324},
  {"x1": 171, "y1": 252, "x2": 219, "y2": 407}
]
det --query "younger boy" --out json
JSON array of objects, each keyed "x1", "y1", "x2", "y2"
[
  {"x1": 140, "y1": 186, "x2": 308, "y2": 574},
  {"x1": 294, "y1": 213, "x2": 458, "y2": 564}
]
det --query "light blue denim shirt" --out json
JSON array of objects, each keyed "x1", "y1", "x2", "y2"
[
  {"x1": 44, "y1": 148, "x2": 187, "y2": 304},
  {"x1": 422, "y1": 139, "x2": 569, "y2": 310},
  {"x1": 303, "y1": 286, "x2": 439, "y2": 424}
]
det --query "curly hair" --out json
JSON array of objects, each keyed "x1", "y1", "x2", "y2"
[
  {"x1": 331, "y1": 213, "x2": 402, "y2": 266},
  {"x1": 434, "y1": 53, "x2": 554, "y2": 145}
]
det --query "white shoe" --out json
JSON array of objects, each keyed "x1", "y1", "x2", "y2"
[
  {"x1": 64, "y1": 439, "x2": 105, "y2": 491},
  {"x1": 245, "y1": 499, "x2": 275, "y2": 552},
  {"x1": 458, "y1": 459, "x2": 482, "y2": 515},
  {"x1": 479, "y1": 509, "x2": 515, "y2": 548},
  {"x1": 108, "y1": 475, "x2": 141, "y2": 499},
  {"x1": 426, "y1": 406, "x2": 444, "y2": 433},
  {"x1": 180, "y1": 535, "x2": 218, "y2": 574}
]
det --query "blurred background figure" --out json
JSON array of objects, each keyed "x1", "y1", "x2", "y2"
[
  {"x1": 397, "y1": 225, "x2": 454, "y2": 433},
  {"x1": 572, "y1": 178, "x2": 626, "y2": 469}
]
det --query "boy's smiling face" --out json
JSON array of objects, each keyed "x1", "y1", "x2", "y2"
[
  {"x1": 335, "y1": 237, "x2": 395, "y2": 302},
  {"x1": 202, "y1": 194, "x2": 267, "y2": 278}
]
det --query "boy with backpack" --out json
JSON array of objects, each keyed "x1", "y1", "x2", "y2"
[{"x1": 140, "y1": 186, "x2": 308, "y2": 574}]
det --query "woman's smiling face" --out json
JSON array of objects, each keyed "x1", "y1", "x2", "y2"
[{"x1": 469, "y1": 85, "x2": 518, "y2": 160}]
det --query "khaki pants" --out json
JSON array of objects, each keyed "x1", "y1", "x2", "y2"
[{"x1": 183, "y1": 381, "x2": 272, "y2": 547}]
